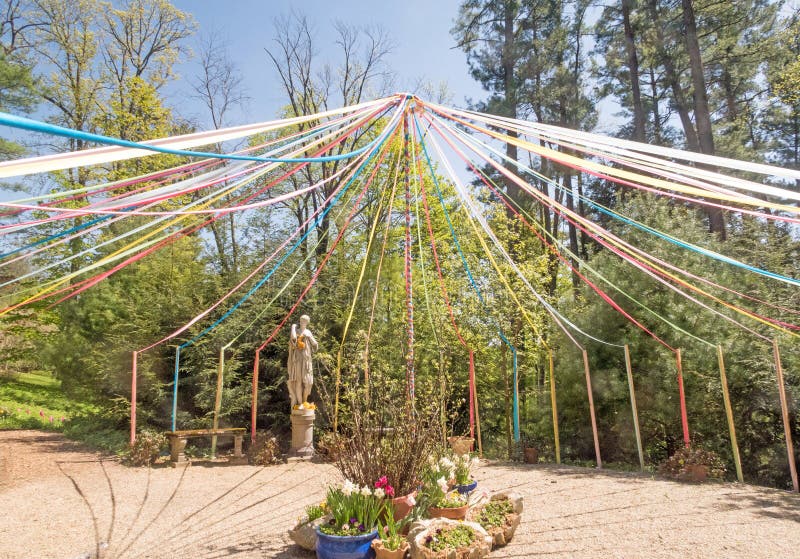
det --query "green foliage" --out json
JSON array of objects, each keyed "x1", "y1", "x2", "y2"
[
  {"x1": 127, "y1": 429, "x2": 166, "y2": 466},
  {"x1": 424, "y1": 524, "x2": 476, "y2": 552},
  {"x1": 476, "y1": 499, "x2": 514, "y2": 530},
  {"x1": 659, "y1": 445, "x2": 727, "y2": 481},
  {"x1": 319, "y1": 481, "x2": 387, "y2": 536}
]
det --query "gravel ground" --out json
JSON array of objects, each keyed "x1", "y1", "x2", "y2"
[{"x1": 1, "y1": 430, "x2": 799, "y2": 559}]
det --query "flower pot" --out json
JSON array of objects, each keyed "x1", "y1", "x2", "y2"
[
  {"x1": 523, "y1": 447, "x2": 538, "y2": 464},
  {"x1": 408, "y1": 518, "x2": 492, "y2": 559},
  {"x1": 447, "y1": 436, "x2": 474, "y2": 456},
  {"x1": 315, "y1": 527, "x2": 379, "y2": 559},
  {"x1": 428, "y1": 504, "x2": 469, "y2": 521},
  {"x1": 455, "y1": 479, "x2": 477, "y2": 495},
  {"x1": 371, "y1": 538, "x2": 409, "y2": 559},
  {"x1": 392, "y1": 491, "x2": 417, "y2": 521},
  {"x1": 686, "y1": 464, "x2": 708, "y2": 482}
]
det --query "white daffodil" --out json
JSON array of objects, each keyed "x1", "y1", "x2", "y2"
[
  {"x1": 341, "y1": 480, "x2": 356, "y2": 496},
  {"x1": 360, "y1": 485, "x2": 372, "y2": 496},
  {"x1": 437, "y1": 476, "x2": 448, "y2": 493},
  {"x1": 408, "y1": 494, "x2": 416, "y2": 506},
  {"x1": 374, "y1": 487, "x2": 385, "y2": 499}
]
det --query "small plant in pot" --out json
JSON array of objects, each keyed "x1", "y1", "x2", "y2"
[
  {"x1": 447, "y1": 434, "x2": 474, "y2": 456},
  {"x1": 418, "y1": 457, "x2": 470, "y2": 520},
  {"x1": 658, "y1": 445, "x2": 726, "y2": 482},
  {"x1": 408, "y1": 518, "x2": 492, "y2": 559},
  {"x1": 519, "y1": 434, "x2": 540, "y2": 464},
  {"x1": 316, "y1": 480, "x2": 387, "y2": 559},
  {"x1": 289, "y1": 501, "x2": 330, "y2": 551},
  {"x1": 371, "y1": 512, "x2": 409, "y2": 559},
  {"x1": 451, "y1": 453, "x2": 479, "y2": 494}
]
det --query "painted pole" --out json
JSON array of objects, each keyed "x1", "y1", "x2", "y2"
[
  {"x1": 582, "y1": 349, "x2": 602, "y2": 468},
  {"x1": 772, "y1": 339, "x2": 799, "y2": 492},
  {"x1": 675, "y1": 348, "x2": 690, "y2": 447},
  {"x1": 512, "y1": 348, "x2": 520, "y2": 442},
  {"x1": 549, "y1": 349, "x2": 561, "y2": 464},
  {"x1": 624, "y1": 345, "x2": 644, "y2": 471},
  {"x1": 171, "y1": 346, "x2": 180, "y2": 432},
  {"x1": 717, "y1": 345, "x2": 743, "y2": 483},
  {"x1": 211, "y1": 345, "x2": 230, "y2": 458},
  {"x1": 130, "y1": 351, "x2": 137, "y2": 445},
  {"x1": 251, "y1": 351, "x2": 260, "y2": 443},
  {"x1": 469, "y1": 350, "x2": 475, "y2": 439},
  {"x1": 471, "y1": 350, "x2": 483, "y2": 457}
]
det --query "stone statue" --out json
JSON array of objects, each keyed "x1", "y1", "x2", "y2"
[{"x1": 287, "y1": 314, "x2": 317, "y2": 408}]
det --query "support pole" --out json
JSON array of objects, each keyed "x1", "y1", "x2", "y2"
[
  {"x1": 676, "y1": 348, "x2": 690, "y2": 447},
  {"x1": 251, "y1": 351, "x2": 260, "y2": 443},
  {"x1": 717, "y1": 345, "x2": 743, "y2": 483},
  {"x1": 211, "y1": 345, "x2": 228, "y2": 458},
  {"x1": 624, "y1": 345, "x2": 644, "y2": 471},
  {"x1": 171, "y1": 346, "x2": 180, "y2": 432},
  {"x1": 512, "y1": 348, "x2": 520, "y2": 442},
  {"x1": 468, "y1": 350, "x2": 475, "y2": 439},
  {"x1": 470, "y1": 350, "x2": 483, "y2": 457},
  {"x1": 582, "y1": 349, "x2": 602, "y2": 468},
  {"x1": 130, "y1": 351, "x2": 137, "y2": 445},
  {"x1": 549, "y1": 349, "x2": 560, "y2": 464},
  {"x1": 773, "y1": 339, "x2": 799, "y2": 492}
]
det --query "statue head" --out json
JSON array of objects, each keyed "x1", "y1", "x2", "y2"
[{"x1": 299, "y1": 314, "x2": 310, "y2": 329}]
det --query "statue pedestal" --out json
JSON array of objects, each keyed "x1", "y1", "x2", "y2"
[{"x1": 290, "y1": 408, "x2": 315, "y2": 459}]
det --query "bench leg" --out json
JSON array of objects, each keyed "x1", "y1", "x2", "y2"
[
  {"x1": 233, "y1": 435, "x2": 243, "y2": 458},
  {"x1": 170, "y1": 437, "x2": 187, "y2": 463}
]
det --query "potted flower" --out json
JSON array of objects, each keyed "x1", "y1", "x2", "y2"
[
  {"x1": 316, "y1": 480, "x2": 387, "y2": 559},
  {"x1": 452, "y1": 453, "x2": 479, "y2": 494},
  {"x1": 408, "y1": 518, "x2": 492, "y2": 559},
  {"x1": 419, "y1": 457, "x2": 469, "y2": 520},
  {"x1": 371, "y1": 512, "x2": 409, "y2": 559},
  {"x1": 520, "y1": 434, "x2": 539, "y2": 464},
  {"x1": 466, "y1": 491, "x2": 523, "y2": 548}
]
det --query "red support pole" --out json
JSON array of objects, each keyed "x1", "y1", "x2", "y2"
[
  {"x1": 251, "y1": 351, "x2": 260, "y2": 444},
  {"x1": 676, "y1": 348, "x2": 691, "y2": 447},
  {"x1": 130, "y1": 351, "x2": 137, "y2": 445}
]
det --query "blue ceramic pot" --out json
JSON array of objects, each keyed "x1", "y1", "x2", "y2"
[
  {"x1": 455, "y1": 479, "x2": 478, "y2": 494},
  {"x1": 315, "y1": 527, "x2": 378, "y2": 559}
]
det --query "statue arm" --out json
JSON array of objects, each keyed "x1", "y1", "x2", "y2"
[
  {"x1": 306, "y1": 331, "x2": 319, "y2": 350},
  {"x1": 291, "y1": 323, "x2": 298, "y2": 341}
]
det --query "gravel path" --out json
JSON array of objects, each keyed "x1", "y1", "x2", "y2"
[{"x1": 1, "y1": 430, "x2": 798, "y2": 558}]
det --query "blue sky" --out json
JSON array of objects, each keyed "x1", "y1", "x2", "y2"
[{"x1": 167, "y1": 0, "x2": 486, "y2": 129}]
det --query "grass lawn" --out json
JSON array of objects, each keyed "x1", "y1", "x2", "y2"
[{"x1": 0, "y1": 372, "x2": 127, "y2": 452}]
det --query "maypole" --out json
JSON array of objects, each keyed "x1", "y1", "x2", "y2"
[{"x1": 403, "y1": 105, "x2": 416, "y2": 408}]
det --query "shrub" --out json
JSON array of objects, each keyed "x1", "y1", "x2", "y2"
[
  {"x1": 128, "y1": 430, "x2": 166, "y2": 466},
  {"x1": 249, "y1": 432, "x2": 280, "y2": 466},
  {"x1": 658, "y1": 446, "x2": 726, "y2": 480}
]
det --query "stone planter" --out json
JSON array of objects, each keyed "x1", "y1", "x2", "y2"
[
  {"x1": 371, "y1": 539, "x2": 410, "y2": 559},
  {"x1": 523, "y1": 447, "x2": 538, "y2": 464},
  {"x1": 315, "y1": 527, "x2": 379, "y2": 559},
  {"x1": 408, "y1": 518, "x2": 491, "y2": 559},
  {"x1": 447, "y1": 436, "x2": 474, "y2": 456},
  {"x1": 467, "y1": 492, "x2": 522, "y2": 547},
  {"x1": 454, "y1": 479, "x2": 477, "y2": 495},
  {"x1": 289, "y1": 514, "x2": 330, "y2": 551},
  {"x1": 428, "y1": 504, "x2": 469, "y2": 521},
  {"x1": 392, "y1": 491, "x2": 417, "y2": 521}
]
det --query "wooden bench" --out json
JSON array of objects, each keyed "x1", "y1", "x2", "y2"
[{"x1": 165, "y1": 428, "x2": 246, "y2": 464}]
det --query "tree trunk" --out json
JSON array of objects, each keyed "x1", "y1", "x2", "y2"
[
  {"x1": 503, "y1": 2, "x2": 520, "y2": 207},
  {"x1": 622, "y1": 0, "x2": 646, "y2": 142},
  {"x1": 681, "y1": 0, "x2": 726, "y2": 239}
]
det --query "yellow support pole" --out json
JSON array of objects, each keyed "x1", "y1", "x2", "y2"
[
  {"x1": 549, "y1": 349, "x2": 560, "y2": 464},
  {"x1": 624, "y1": 345, "x2": 644, "y2": 471},
  {"x1": 583, "y1": 349, "x2": 602, "y2": 469},
  {"x1": 717, "y1": 345, "x2": 743, "y2": 483},
  {"x1": 773, "y1": 339, "x2": 799, "y2": 492},
  {"x1": 211, "y1": 344, "x2": 230, "y2": 458}
]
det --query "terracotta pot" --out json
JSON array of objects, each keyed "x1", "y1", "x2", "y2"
[
  {"x1": 447, "y1": 436, "x2": 474, "y2": 456},
  {"x1": 524, "y1": 447, "x2": 538, "y2": 464},
  {"x1": 428, "y1": 504, "x2": 469, "y2": 520},
  {"x1": 686, "y1": 464, "x2": 708, "y2": 482},
  {"x1": 371, "y1": 538, "x2": 409, "y2": 559},
  {"x1": 392, "y1": 490, "x2": 417, "y2": 521}
]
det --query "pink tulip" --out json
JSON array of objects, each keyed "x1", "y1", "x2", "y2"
[{"x1": 39, "y1": 410, "x2": 44, "y2": 417}]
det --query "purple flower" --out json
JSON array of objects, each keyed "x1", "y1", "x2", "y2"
[
  {"x1": 328, "y1": 518, "x2": 336, "y2": 526},
  {"x1": 350, "y1": 517, "x2": 358, "y2": 524},
  {"x1": 425, "y1": 535, "x2": 433, "y2": 544},
  {"x1": 358, "y1": 524, "x2": 365, "y2": 532}
]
